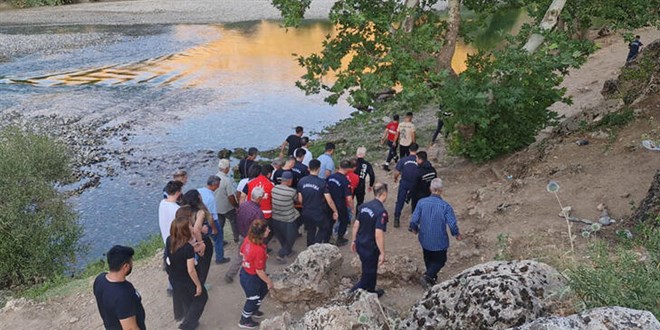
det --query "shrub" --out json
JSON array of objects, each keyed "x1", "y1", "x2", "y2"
[
  {"x1": 0, "y1": 126, "x2": 83, "y2": 288},
  {"x1": 567, "y1": 218, "x2": 660, "y2": 318}
]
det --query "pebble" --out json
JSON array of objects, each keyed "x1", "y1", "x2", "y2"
[{"x1": 69, "y1": 317, "x2": 79, "y2": 324}]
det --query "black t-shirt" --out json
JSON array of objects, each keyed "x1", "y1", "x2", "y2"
[
  {"x1": 414, "y1": 161, "x2": 437, "y2": 199},
  {"x1": 273, "y1": 169, "x2": 284, "y2": 184},
  {"x1": 165, "y1": 237, "x2": 195, "y2": 287},
  {"x1": 238, "y1": 158, "x2": 254, "y2": 179},
  {"x1": 355, "y1": 158, "x2": 375, "y2": 191},
  {"x1": 327, "y1": 172, "x2": 351, "y2": 211},
  {"x1": 93, "y1": 273, "x2": 146, "y2": 330},
  {"x1": 291, "y1": 162, "x2": 309, "y2": 188},
  {"x1": 356, "y1": 199, "x2": 388, "y2": 252},
  {"x1": 286, "y1": 135, "x2": 302, "y2": 157},
  {"x1": 297, "y1": 175, "x2": 329, "y2": 219}
]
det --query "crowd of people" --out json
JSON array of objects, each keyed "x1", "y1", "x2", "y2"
[{"x1": 93, "y1": 120, "x2": 463, "y2": 330}]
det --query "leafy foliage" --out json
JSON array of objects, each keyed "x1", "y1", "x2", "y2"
[
  {"x1": 271, "y1": 0, "x2": 313, "y2": 27},
  {"x1": 567, "y1": 218, "x2": 660, "y2": 318},
  {"x1": 10, "y1": 0, "x2": 68, "y2": 8},
  {"x1": 0, "y1": 127, "x2": 83, "y2": 288}
]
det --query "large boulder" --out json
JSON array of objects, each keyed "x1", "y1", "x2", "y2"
[
  {"x1": 399, "y1": 260, "x2": 565, "y2": 330},
  {"x1": 350, "y1": 254, "x2": 419, "y2": 288},
  {"x1": 262, "y1": 290, "x2": 398, "y2": 330},
  {"x1": 270, "y1": 243, "x2": 343, "y2": 303},
  {"x1": 507, "y1": 306, "x2": 660, "y2": 330}
]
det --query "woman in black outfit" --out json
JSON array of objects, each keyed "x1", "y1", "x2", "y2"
[
  {"x1": 181, "y1": 190, "x2": 214, "y2": 284},
  {"x1": 166, "y1": 216, "x2": 208, "y2": 330}
]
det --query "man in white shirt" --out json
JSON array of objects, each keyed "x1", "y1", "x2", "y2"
[
  {"x1": 294, "y1": 137, "x2": 313, "y2": 167},
  {"x1": 159, "y1": 181, "x2": 182, "y2": 244}
]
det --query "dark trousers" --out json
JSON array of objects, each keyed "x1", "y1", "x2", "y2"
[
  {"x1": 218, "y1": 210, "x2": 239, "y2": 242},
  {"x1": 432, "y1": 119, "x2": 444, "y2": 143},
  {"x1": 386, "y1": 140, "x2": 397, "y2": 163},
  {"x1": 351, "y1": 247, "x2": 379, "y2": 292},
  {"x1": 271, "y1": 218, "x2": 298, "y2": 257},
  {"x1": 211, "y1": 220, "x2": 225, "y2": 261},
  {"x1": 239, "y1": 269, "x2": 269, "y2": 322},
  {"x1": 197, "y1": 235, "x2": 214, "y2": 285},
  {"x1": 172, "y1": 284, "x2": 208, "y2": 330},
  {"x1": 304, "y1": 214, "x2": 330, "y2": 246},
  {"x1": 336, "y1": 210, "x2": 350, "y2": 240},
  {"x1": 423, "y1": 249, "x2": 448, "y2": 283},
  {"x1": 411, "y1": 192, "x2": 430, "y2": 214},
  {"x1": 354, "y1": 188, "x2": 366, "y2": 209},
  {"x1": 399, "y1": 144, "x2": 411, "y2": 159},
  {"x1": 394, "y1": 180, "x2": 414, "y2": 218}
]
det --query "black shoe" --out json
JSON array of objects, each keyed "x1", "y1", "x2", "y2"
[
  {"x1": 238, "y1": 318, "x2": 259, "y2": 329},
  {"x1": 224, "y1": 274, "x2": 233, "y2": 284},
  {"x1": 267, "y1": 248, "x2": 273, "y2": 254},
  {"x1": 252, "y1": 310, "x2": 264, "y2": 319},
  {"x1": 382, "y1": 164, "x2": 391, "y2": 172},
  {"x1": 215, "y1": 257, "x2": 231, "y2": 264},
  {"x1": 275, "y1": 256, "x2": 287, "y2": 264},
  {"x1": 419, "y1": 275, "x2": 431, "y2": 289},
  {"x1": 375, "y1": 289, "x2": 385, "y2": 298},
  {"x1": 394, "y1": 217, "x2": 400, "y2": 228},
  {"x1": 234, "y1": 238, "x2": 240, "y2": 243},
  {"x1": 336, "y1": 237, "x2": 349, "y2": 246}
]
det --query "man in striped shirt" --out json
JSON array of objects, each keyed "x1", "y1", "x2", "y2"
[
  {"x1": 409, "y1": 178, "x2": 462, "y2": 288},
  {"x1": 271, "y1": 171, "x2": 300, "y2": 264}
]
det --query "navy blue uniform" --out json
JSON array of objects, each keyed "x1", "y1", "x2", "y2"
[
  {"x1": 411, "y1": 161, "x2": 437, "y2": 212},
  {"x1": 298, "y1": 175, "x2": 330, "y2": 246},
  {"x1": 354, "y1": 158, "x2": 375, "y2": 208},
  {"x1": 394, "y1": 155, "x2": 419, "y2": 218},
  {"x1": 351, "y1": 199, "x2": 388, "y2": 293},
  {"x1": 291, "y1": 161, "x2": 309, "y2": 188},
  {"x1": 327, "y1": 172, "x2": 351, "y2": 240}
]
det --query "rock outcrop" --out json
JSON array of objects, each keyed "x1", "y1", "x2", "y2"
[
  {"x1": 350, "y1": 254, "x2": 419, "y2": 287},
  {"x1": 400, "y1": 260, "x2": 565, "y2": 330},
  {"x1": 507, "y1": 306, "x2": 660, "y2": 330},
  {"x1": 262, "y1": 290, "x2": 397, "y2": 330},
  {"x1": 270, "y1": 243, "x2": 343, "y2": 303}
]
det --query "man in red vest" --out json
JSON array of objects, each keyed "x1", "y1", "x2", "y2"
[{"x1": 241, "y1": 164, "x2": 274, "y2": 220}]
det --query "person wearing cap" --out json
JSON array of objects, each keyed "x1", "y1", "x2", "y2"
[
  {"x1": 215, "y1": 159, "x2": 240, "y2": 244},
  {"x1": 93, "y1": 245, "x2": 146, "y2": 330},
  {"x1": 354, "y1": 147, "x2": 375, "y2": 211},
  {"x1": 396, "y1": 112, "x2": 416, "y2": 159},
  {"x1": 298, "y1": 159, "x2": 339, "y2": 246},
  {"x1": 270, "y1": 171, "x2": 300, "y2": 263},
  {"x1": 393, "y1": 143, "x2": 419, "y2": 228},
  {"x1": 280, "y1": 126, "x2": 304, "y2": 158},
  {"x1": 409, "y1": 178, "x2": 462, "y2": 288},
  {"x1": 316, "y1": 142, "x2": 335, "y2": 179},
  {"x1": 238, "y1": 147, "x2": 258, "y2": 179},
  {"x1": 350, "y1": 182, "x2": 388, "y2": 298},
  {"x1": 381, "y1": 114, "x2": 399, "y2": 171},
  {"x1": 327, "y1": 160, "x2": 354, "y2": 246}
]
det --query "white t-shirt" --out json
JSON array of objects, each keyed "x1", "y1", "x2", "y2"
[
  {"x1": 236, "y1": 178, "x2": 250, "y2": 196},
  {"x1": 158, "y1": 200, "x2": 180, "y2": 244},
  {"x1": 294, "y1": 147, "x2": 313, "y2": 166}
]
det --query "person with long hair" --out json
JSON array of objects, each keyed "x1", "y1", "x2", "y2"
[
  {"x1": 238, "y1": 220, "x2": 273, "y2": 329},
  {"x1": 181, "y1": 190, "x2": 214, "y2": 285},
  {"x1": 166, "y1": 217, "x2": 208, "y2": 330}
]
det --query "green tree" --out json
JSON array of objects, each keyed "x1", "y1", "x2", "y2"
[
  {"x1": 0, "y1": 127, "x2": 83, "y2": 288},
  {"x1": 272, "y1": 0, "x2": 659, "y2": 161}
]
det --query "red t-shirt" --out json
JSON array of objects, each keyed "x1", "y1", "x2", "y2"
[
  {"x1": 386, "y1": 121, "x2": 399, "y2": 142},
  {"x1": 246, "y1": 175, "x2": 274, "y2": 219},
  {"x1": 241, "y1": 239, "x2": 267, "y2": 275},
  {"x1": 346, "y1": 172, "x2": 359, "y2": 194}
]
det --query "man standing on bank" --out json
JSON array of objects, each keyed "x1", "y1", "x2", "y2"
[
  {"x1": 298, "y1": 159, "x2": 339, "y2": 246},
  {"x1": 279, "y1": 126, "x2": 304, "y2": 158},
  {"x1": 94, "y1": 245, "x2": 146, "y2": 330},
  {"x1": 381, "y1": 114, "x2": 399, "y2": 172},
  {"x1": 327, "y1": 160, "x2": 354, "y2": 246},
  {"x1": 350, "y1": 182, "x2": 388, "y2": 297},
  {"x1": 409, "y1": 178, "x2": 462, "y2": 288},
  {"x1": 354, "y1": 147, "x2": 375, "y2": 211},
  {"x1": 392, "y1": 143, "x2": 419, "y2": 228}
]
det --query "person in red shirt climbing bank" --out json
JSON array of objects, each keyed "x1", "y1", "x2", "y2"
[
  {"x1": 381, "y1": 114, "x2": 399, "y2": 171},
  {"x1": 237, "y1": 220, "x2": 273, "y2": 329}
]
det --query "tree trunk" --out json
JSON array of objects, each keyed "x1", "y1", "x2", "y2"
[
  {"x1": 631, "y1": 170, "x2": 660, "y2": 225},
  {"x1": 435, "y1": 0, "x2": 461, "y2": 74},
  {"x1": 522, "y1": 0, "x2": 567, "y2": 53},
  {"x1": 402, "y1": 0, "x2": 419, "y2": 33}
]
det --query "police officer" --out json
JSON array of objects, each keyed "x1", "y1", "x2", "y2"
[
  {"x1": 393, "y1": 143, "x2": 419, "y2": 227},
  {"x1": 411, "y1": 151, "x2": 437, "y2": 212},
  {"x1": 350, "y1": 182, "x2": 388, "y2": 297},
  {"x1": 297, "y1": 159, "x2": 339, "y2": 246}
]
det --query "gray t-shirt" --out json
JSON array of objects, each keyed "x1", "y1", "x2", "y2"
[{"x1": 214, "y1": 171, "x2": 237, "y2": 214}]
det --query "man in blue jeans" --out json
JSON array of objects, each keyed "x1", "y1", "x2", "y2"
[
  {"x1": 198, "y1": 176, "x2": 230, "y2": 265},
  {"x1": 409, "y1": 178, "x2": 462, "y2": 288},
  {"x1": 392, "y1": 143, "x2": 419, "y2": 228}
]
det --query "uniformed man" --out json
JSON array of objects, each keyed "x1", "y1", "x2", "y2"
[
  {"x1": 411, "y1": 151, "x2": 437, "y2": 212},
  {"x1": 350, "y1": 182, "x2": 388, "y2": 297},
  {"x1": 354, "y1": 147, "x2": 375, "y2": 211},
  {"x1": 392, "y1": 143, "x2": 419, "y2": 228},
  {"x1": 327, "y1": 160, "x2": 354, "y2": 246},
  {"x1": 298, "y1": 159, "x2": 339, "y2": 246}
]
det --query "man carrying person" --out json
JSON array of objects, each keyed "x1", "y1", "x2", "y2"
[
  {"x1": 411, "y1": 151, "x2": 437, "y2": 212},
  {"x1": 626, "y1": 35, "x2": 643, "y2": 64},
  {"x1": 215, "y1": 159, "x2": 240, "y2": 244},
  {"x1": 354, "y1": 147, "x2": 375, "y2": 211},
  {"x1": 298, "y1": 159, "x2": 339, "y2": 246},
  {"x1": 393, "y1": 143, "x2": 419, "y2": 228},
  {"x1": 409, "y1": 178, "x2": 462, "y2": 288},
  {"x1": 94, "y1": 245, "x2": 146, "y2": 330},
  {"x1": 396, "y1": 112, "x2": 416, "y2": 159},
  {"x1": 350, "y1": 182, "x2": 388, "y2": 297},
  {"x1": 292, "y1": 148, "x2": 310, "y2": 188},
  {"x1": 317, "y1": 142, "x2": 336, "y2": 179},
  {"x1": 225, "y1": 187, "x2": 265, "y2": 284},
  {"x1": 272, "y1": 157, "x2": 295, "y2": 184},
  {"x1": 381, "y1": 114, "x2": 399, "y2": 171},
  {"x1": 238, "y1": 147, "x2": 258, "y2": 180},
  {"x1": 241, "y1": 165, "x2": 274, "y2": 221},
  {"x1": 271, "y1": 171, "x2": 300, "y2": 263},
  {"x1": 294, "y1": 137, "x2": 313, "y2": 166},
  {"x1": 280, "y1": 126, "x2": 304, "y2": 158},
  {"x1": 327, "y1": 160, "x2": 354, "y2": 246},
  {"x1": 198, "y1": 176, "x2": 227, "y2": 264}
]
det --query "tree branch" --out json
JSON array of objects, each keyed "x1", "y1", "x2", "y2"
[{"x1": 523, "y1": 0, "x2": 568, "y2": 53}]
